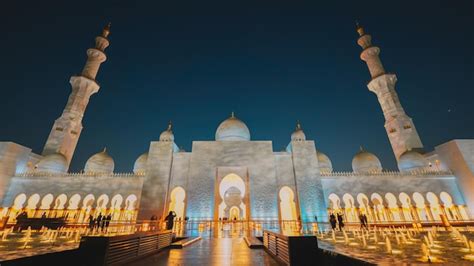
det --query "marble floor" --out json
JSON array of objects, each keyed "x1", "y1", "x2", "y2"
[{"x1": 130, "y1": 237, "x2": 280, "y2": 266}]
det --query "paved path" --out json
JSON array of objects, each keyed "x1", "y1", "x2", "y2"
[{"x1": 130, "y1": 237, "x2": 279, "y2": 266}]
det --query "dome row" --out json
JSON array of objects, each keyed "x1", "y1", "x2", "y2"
[
  {"x1": 33, "y1": 114, "x2": 429, "y2": 174},
  {"x1": 34, "y1": 148, "x2": 428, "y2": 175},
  {"x1": 34, "y1": 149, "x2": 148, "y2": 175}
]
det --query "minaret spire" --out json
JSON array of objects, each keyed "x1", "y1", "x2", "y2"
[
  {"x1": 356, "y1": 23, "x2": 423, "y2": 160},
  {"x1": 42, "y1": 24, "x2": 112, "y2": 167}
]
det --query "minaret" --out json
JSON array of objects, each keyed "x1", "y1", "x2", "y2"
[
  {"x1": 356, "y1": 22, "x2": 423, "y2": 160},
  {"x1": 42, "y1": 23, "x2": 111, "y2": 166}
]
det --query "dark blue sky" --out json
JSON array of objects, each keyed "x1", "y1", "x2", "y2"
[{"x1": 0, "y1": 1, "x2": 472, "y2": 172}]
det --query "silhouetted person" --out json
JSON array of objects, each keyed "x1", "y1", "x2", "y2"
[
  {"x1": 105, "y1": 214, "x2": 112, "y2": 231},
  {"x1": 337, "y1": 213, "x2": 344, "y2": 231},
  {"x1": 362, "y1": 214, "x2": 368, "y2": 229},
  {"x1": 88, "y1": 214, "x2": 95, "y2": 230},
  {"x1": 101, "y1": 216, "x2": 106, "y2": 231},
  {"x1": 329, "y1": 213, "x2": 337, "y2": 230},
  {"x1": 165, "y1": 211, "x2": 176, "y2": 230},
  {"x1": 96, "y1": 213, "x2": 103, "y2": 230}
]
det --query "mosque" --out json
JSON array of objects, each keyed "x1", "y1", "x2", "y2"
[{"x1": 0, "y1": 23, "x2": 473, "y2": 230}]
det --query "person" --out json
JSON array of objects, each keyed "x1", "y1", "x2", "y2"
[
  {"x1": 362, "y1": 213, "x2": 368, "y2": 229},
  {"x1": 165, "y1": 211, "x2": 176, "y2": 230},
  {"x1": 105, "y1": 214, "x2": 112, "y2": 232},
  {"x1": 329, "y1": 213, "x2": 337, "y2": 230},
  {"x1": 337, "y1": 213, "x2": 344, "y2": 231},
  {"x1": 101, "y1": 215, "x2": 106, "y2": 232},
  {"x1": 88, "y1": 214, "x2": 95, "y2": 230},
  {"x1": 96, "y1": 213, "x2": 103, "y2": 230}
]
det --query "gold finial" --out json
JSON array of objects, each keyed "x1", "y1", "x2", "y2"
[
  {"x1": 355, "y1": 20, "x2": 365, "y2": 37},
  {"x1": 102, "y1": 22, "x2": 112, "y2": 38},
  {"x1": 167, "y1": 120, "x2": 173, "y2": 131},
  {"x1": 231, "y1": 111, "x2": 235, "y2": 118},
  {"x1": 103, "y1": 147, "x2": 107, "y2": 153},
  {"x1": 296, "y1": 120, "x2": 302, "y2": 130}
]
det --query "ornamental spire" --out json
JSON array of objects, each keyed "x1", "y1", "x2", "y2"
[
  {"x1": 355, "y1": 20, "x2": 365, "y2": 37},
  {"x1": 296, "y1": 120, "x2": 302, "y2": 130},
  {"x1": 102, "y1": 22, "x2": 111, "y2": 38}
]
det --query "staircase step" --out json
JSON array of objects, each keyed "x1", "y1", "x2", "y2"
[
  {"x1": 170, "y1": 236, "x2": 202, "y2": 249},
  {"x1": 244, "y1": 236, "x2": 264, "y2": 249}
]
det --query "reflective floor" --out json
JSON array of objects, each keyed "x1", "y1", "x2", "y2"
[{"x1": 130, "y1": 237, "x2": 279, "y2": 266}]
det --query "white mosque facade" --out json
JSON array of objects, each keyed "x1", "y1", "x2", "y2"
[{"x1": 0, "y1": 24, "x2": 473, "y2": 229}]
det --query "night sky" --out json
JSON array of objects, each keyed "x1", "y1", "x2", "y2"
[{"x1": 0, "y1": 1, "x2": 472, "y2": 172}]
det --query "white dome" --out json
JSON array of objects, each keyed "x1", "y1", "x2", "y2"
[
  {"x1": 215, "y1": 113, "x2": 250, "y2": 141},
  {"x1": 159, "y1": 122, "x2": 174, "y2": 142},
  {"x1": 398, "y1": 150, "x2": 429, "y2": 172},
  {"x1": 85, "y1": 148, "x2": 114, "y2": 174},
  {"x1": 317, "y1": 151, "x2": 333, "y2": 173},
  {"x1": 352, "y1": 148, "x2": 382, "y2": 173},
  {"x1": 36, "y1": 153, "x2": 68, "y2": 174},
  {"x1": 291, "y1": 121, "x2": 306, "y2": 141},
  {"x1": 133, "y1": 153, "x2": 148, "y2": 174}
]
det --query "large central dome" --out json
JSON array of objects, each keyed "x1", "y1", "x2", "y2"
[{"x1": 215, "y1": 113, "x2": 251, "y2": 141}]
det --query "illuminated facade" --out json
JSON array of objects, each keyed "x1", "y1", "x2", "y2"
[{"x1": 0, "y1": 24, "x2": 473, "y2": 229}]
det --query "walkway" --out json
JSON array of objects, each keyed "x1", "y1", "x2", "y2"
[{"x1": 130, "y1": 237, "x2": 279, "y2": 266}]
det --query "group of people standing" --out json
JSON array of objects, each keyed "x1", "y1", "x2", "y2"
[
  {"x1": 88, "y1": 213, "x2": 112, "y2": 232},
  {"x1": 329, "y1": 212, "x2": 370, "y2": 231},
  {"x1": 329, "y1": 212, "x2": 345, "y2": 231}
]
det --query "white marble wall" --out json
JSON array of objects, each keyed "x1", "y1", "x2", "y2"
[
  {"x1": 290, "y1": 141, "x2": 326, "y2": 222},
  {"x1": 436, "y1": 140, "x2": 474, "y2": 215},
  {"x1": 137, "y1": 141, "x2": 174, "y2": 220},
  {"x1": 0, "y1": 142, "x2": 33, "y2": 206}
]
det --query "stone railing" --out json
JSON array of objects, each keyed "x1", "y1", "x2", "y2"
[
  {"x1": 16, "y1": 172, "x2": 145, "y2": 178},
  {"x1": 320, "y1": 170, "x2": 452, "y2": 177}
]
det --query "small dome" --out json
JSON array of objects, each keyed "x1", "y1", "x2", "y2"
[
  {"x1": 159, "y1": 122, "x2": 175, "y2": 142},
  {"x1": 133, "y1": 153, "x2": 148, "y2": 174},
  {"x1": 85, "y1": 148, "x2": 114, "y2": 174},
  {"x1": 352, "y1": 148, "x2": 382, "y2": 173},
  {"x1": 398, "y1": 150, "x2": 429, "y2": 172},
  {"x1": 291, "y1": 121, "x2": 306, "y2": 141},
  {"x1": 36, "y1": 153, "x2": 68, "y2": 173},
  {"x1": 215, "y1": 112, "x2": 250, "y2": 141},
  {"x1": 317, "y1": 151, "x2": 333, "y2": 173}
]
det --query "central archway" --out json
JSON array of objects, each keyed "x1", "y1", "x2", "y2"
[{"x1": 216, "y1": 173, "x2": 247, "y2": 220}]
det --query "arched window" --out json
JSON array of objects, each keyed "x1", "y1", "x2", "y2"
[
  {"x1": 412, "y1": 192, "x2": 428, "y2": 221},
  {"x1": 371, "y1": 193, "x2": 386, "y2": 222},
  {"x1": 40, "y1": 194, "x2": 54, "y2": 209},
  {"x1": 54, "y1": 194, "x2": 68, "y2": 209},
  {"x1": 26, "y1": 194, "x2": 40, "y2": 210},
  {"x1": 399, "y1": 192, "x2": 413, "y2": 221},
  {"x1": 13, "y1": 193, "x2": 27, "y2": 209},
  {"x1": 342, "y1": 193, "x2": 357, "y2": 222},
  {"x1": 169, "y1": 187, "x2": 186, "y2": 219},
  {"x1": 68, "y1": 194, "x2": 81, "y2": 210},
  {"x1": 385, "y1": 193, "x2": 401, "y2": 221},
  {"x1": 279, "y1": 186, "x2": 297, "y2": 221}
]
